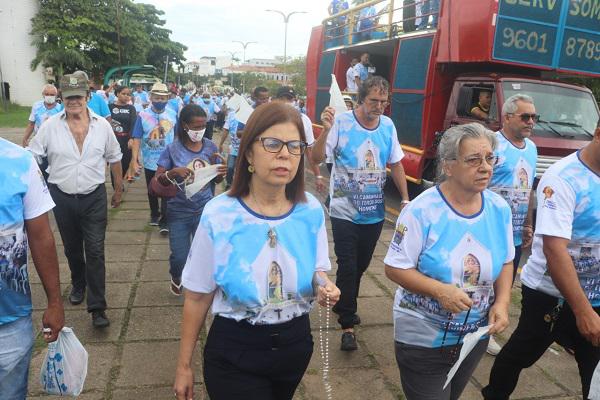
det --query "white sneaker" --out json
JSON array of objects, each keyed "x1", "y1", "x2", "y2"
[{"x1": 487, "y1": 336, "x2": 502, "y2": 356}]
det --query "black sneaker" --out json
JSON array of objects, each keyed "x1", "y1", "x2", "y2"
[
  {"x1": 68, "y1": 286, "x2": 85, "y2": 305},
  {"x1": 149, "y1": 216, "x2": 159, "y2": 226},
  {"x1": 92, "y1": 311, "x2": 110, "y2": 328},
  {"x1": 340, "y1": 331, "x2": 358, "y2": 351},
  {"x1": 159, "y1": 225, "x2": 169, "y2": 236}
]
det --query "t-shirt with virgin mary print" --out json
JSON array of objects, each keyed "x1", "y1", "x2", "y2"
[
  {"x1": 182, "y1": 192, "x2": 331, "y2": 325},
  {"x1": 384, "y1": 186, "x2": 514, "y2": 348},
  {"x1": 326, "y1": 110, "x2": 403, "y2": 224}
]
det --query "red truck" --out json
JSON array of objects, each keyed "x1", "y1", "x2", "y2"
[{"x1": 306, "y1": 0, "x2": 600, "y2": 187}]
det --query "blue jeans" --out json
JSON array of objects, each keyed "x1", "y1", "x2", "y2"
[
  {"x1": 226, "y1": 154, "x2": 237, "y2": 186},
  {"x1": 168, "y1": 211, "x2": 202, "y2": 280},
  {"x1": 417, "y1": 0, "x2": 440, "y2": 29},
  {"x1": 0, "y1": 316, "x2": 34, "y2": 399}
]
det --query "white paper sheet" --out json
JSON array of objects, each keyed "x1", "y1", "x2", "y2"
[
  {"x1": 443, "y1": 325, "x2": 492, "y2": 390},
  {"x1": 590, "y1": 360, "x2": 600, "y2": 399},
  {"x1": 329, "y1": 74, "x2": 348, "y2": 116},
  {"x1": 225, "y1": 94, "x2": 254, "y2": 124},
  {"x1": 185, "y1": 164, "x2": 219, "y2": 199}
]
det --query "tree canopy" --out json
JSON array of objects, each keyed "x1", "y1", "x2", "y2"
[{"x1": 30, "y1": 0, "x2": 187, "y2": 81}]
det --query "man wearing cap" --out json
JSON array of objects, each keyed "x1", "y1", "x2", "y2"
[
  {"x1": 71, "y1": 70, "x2": 111, "y2": 121},
  {"x1": 274, "y1": 86, "x2": 326, "y2": 193},
  {"x1": 130, "y1": 83, "x2": 178, "y2": 234},
  {"x1": 29, "y1": 73, "x2": 123, "y2": 328}
]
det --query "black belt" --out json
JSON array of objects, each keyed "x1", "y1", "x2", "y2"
[{"x1": 49, "y1": 183, "x2": 102, "y2": 199}]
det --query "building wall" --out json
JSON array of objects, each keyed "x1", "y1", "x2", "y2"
[{"x1": 0, "y1": 0, "x2": 47, "y2": 106}]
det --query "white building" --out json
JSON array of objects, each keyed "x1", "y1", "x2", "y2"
[
  {"x1": 245, "y1": 58, "x2": 278, "y2": 67},
  {"x1": 0, "y1": 0, "x2": 48, "y2": 106}
]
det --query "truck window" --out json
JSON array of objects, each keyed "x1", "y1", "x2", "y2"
[{"x1": 457, "y1": 85, "x2": 496, "y2": 121}]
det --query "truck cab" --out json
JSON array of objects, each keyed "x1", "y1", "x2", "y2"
[{"x1": 306, "y1": 0, "x2": 600, "y2": 186}]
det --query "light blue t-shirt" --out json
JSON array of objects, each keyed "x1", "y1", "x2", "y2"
[
  {"x1": 28, "y1": 101, "x2": 64, "y2": 133},
  {"x1": 167, "y1": 97, "x2": 183, "y2": 115},
  {"x1": 133, "y1": 90, "x2": 149, "y2": 107},
  {"x1": 326, "y1": 111, "x2": 403, "y2": 224},
  {"x1": 0, "y1": 138, "x2": 55, "y2": 325},
  {"x1": 353, "y1": 63, "x2": 369, "y2": 82},
  {"x1": 182, "y1": 193, "x2": 331, "y2": 325},
  {"x1": 131, "y1": 108, "x2": 177, "y2": 171},
  {"x1": 521, "y1": 151, "x2": 600, "y2": 305},
  {"x1": 87, "y1": 92, "x2": 110, "y2": 118},
  {"x1": 194, "y1": 98, "x2": 220, "y2": 120},
  {"x1": 489, "y1": 131, "x2": 538, "y2": 246},
  {"x1": 384, "y1": 186, "x2": 514, "y2": 347},
  {"x1": 224, "y1": 111, "x2": 242, "y2": 157},
  {"x1": 157, "y1": 138, "x2": 218, "y2": 214}
]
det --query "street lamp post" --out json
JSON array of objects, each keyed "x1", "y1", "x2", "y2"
[
  {"x1": 232, "y1": 41, "x2": 256, "y2": 64},
  {"x1": 224, "y1": 51, "x2": 239, "y2": 91},
  {"x1": 265, "y1": 9, "x2": 307, "y2": 74}
]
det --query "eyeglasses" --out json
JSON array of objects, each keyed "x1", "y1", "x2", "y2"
[
  {"x1": 365, "y1": 98, "x2": 389, "y2": 107},
  {"x1": 256, "y1": 137, "x2": 307, "y2": 156},
  {"x1": 509, "y1": 113, "x2": 540, "y2": 123},
  {"x1": 450, "y1": 154, "x2": 499, "y2": 168}
]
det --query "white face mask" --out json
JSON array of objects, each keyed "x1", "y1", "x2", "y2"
[
  {"x1": 44, "y1": 95, "x2": 56, "y2": 104},
  {"x1": 187, "y1": 128, "x2": 206, "y2": 142}
]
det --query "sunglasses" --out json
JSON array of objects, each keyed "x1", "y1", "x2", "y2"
[
  {"x1": 256, "y1": 137, "x2": 307, "y2": 156},
  {"x1": 509, "y1": 113, "x2": 540, "y2": 123}
]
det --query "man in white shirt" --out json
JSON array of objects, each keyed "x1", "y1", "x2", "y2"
[
  {"x1": 274, "y1": 86, "x2": 326, "y2": 193},
  {"x1": 29, "y1": 73, "x2": 123, "y2": 329},
  {"x1": 346, "y1": 58, "x2": 359, "y2": 93}
]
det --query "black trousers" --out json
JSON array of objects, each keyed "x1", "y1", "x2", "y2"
[
  {"x1": 143, "y1": 168, "x2": 167, "y2": 224},
  {"x1": 511, "y1": 245, "x2": 522, "y2": 285},
  {"x1": 110, "y1": 135, "x2": 132, "y2": 189},
  {"x1": 203, "y1": 315, "x2": 313, "y2": 400},
  {"x1": 49, "y1": 184, "x2": 108, "y2": 312},
  {"x1": 331, "y1": 217, "x2": 384, "y2": 329},
  {"x1": 482, "y1": 285, "x2": 600, "y2": 399},
  {"x1": 205, "y1": 120, "x2": 214, "y2": 140}
]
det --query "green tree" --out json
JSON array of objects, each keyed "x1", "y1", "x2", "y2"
[
  {"x1": 276, "y1": 56, "x2": 307, "y2": 96},
  {"x1": 30, "y1": 0, "x2": 186, "y2": 81}
]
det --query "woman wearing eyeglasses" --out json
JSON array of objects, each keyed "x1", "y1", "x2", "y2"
[
  {"x1": 173, "y1": 102, "x2": 340, "y2": 400},
  {"x1": 384, "y1": 122, "x2": 515, "y2": 400},
  {"x1": 154, "y1": 104, "x2": 227, "y2": 296}
]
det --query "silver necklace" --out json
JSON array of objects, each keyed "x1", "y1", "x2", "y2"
[
  {"x1": 318, "y1": 292, "x2": 333, "y2": 399},
  {"x1": 250, "y1": 190, "x2": 286, "y2": 248}
]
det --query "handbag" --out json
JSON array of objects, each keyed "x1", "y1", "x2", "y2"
[{"x1": 148, "y1": 146, "x2": 179, "y2": 198}]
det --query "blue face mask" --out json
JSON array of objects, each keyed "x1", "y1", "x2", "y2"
[
  {"x1": 153, "y1": 101, "x2": 167, "y2": 111},
  {"x1": 203, "y1": 98, "x2": 210, "y2": 104}
]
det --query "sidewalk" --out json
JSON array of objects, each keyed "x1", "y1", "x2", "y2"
[{"x1": 0, "y1": 128, "x2": 582, "y2": 399}]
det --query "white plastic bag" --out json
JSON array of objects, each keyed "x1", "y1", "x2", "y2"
[{"x1": 40, "y1": 327, "x2": 88, "y2": 396}]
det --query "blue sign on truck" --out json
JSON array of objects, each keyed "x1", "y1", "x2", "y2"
[{"x1": 493, "y1": 0, "x2": 600, "y2": 75}]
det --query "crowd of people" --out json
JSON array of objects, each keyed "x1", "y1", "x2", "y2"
[{"x1": 0, "y1": 69, "x2": 599, "y2": 400}]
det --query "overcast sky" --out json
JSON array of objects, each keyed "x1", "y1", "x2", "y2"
[{"x1": 138, "y1": 0, "x2": 331, "y2": 62}]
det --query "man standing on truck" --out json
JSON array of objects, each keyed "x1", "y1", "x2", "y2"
[
  {"x1": 346, "y1": 58, "x2": 359, "y2": 93},
  {"x1": 312, "y1": 76, "x2": 410, "y2": 351},
  {"x1": 353, "y1": 53, "x2": 370, "y2": 90},
  {"x1": 486, "y1": 93, "x2": 538, "y2": 355},
  {"x1": 482, "y1": 118, "x2": 600, "y2": 400}
]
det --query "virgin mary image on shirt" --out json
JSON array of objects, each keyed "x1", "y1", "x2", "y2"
[
  {"x1": 462, "y1": 253, "x2": 481, "y2": 288},
  {"x1": 267, "y1": 261, "x2": 284, "y2": 303}
]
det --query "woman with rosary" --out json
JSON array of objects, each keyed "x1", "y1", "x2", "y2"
[
  {"x1": 384, "y1": 123, "x2": 514, "y2": 399},
  {"x1": 173, "y1": 102, "x2": 340, "y2": 400}
]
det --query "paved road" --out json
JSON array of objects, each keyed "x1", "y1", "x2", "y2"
[{"x1": 0, "y1": 128, "x2": 584, "y2": 399}]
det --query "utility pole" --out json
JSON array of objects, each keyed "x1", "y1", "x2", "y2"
[
  {"x1": 164, "y1": 55, "x2": 169, "y2": 83},
  {"x1": 265, "y1": 9, "x2": 306, "y2": 74}
]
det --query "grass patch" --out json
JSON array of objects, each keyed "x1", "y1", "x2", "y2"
[{"x1": 0, "y1": 102, "x2": 30, "y2": 128}]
